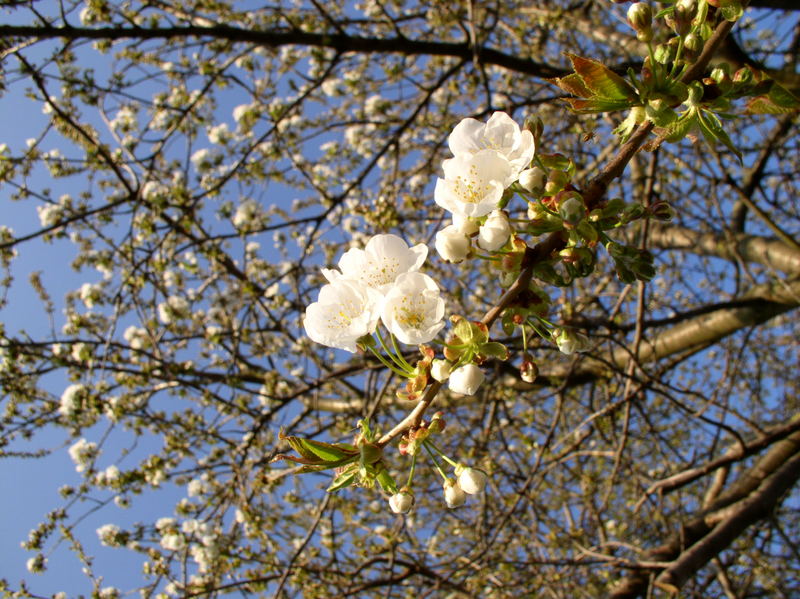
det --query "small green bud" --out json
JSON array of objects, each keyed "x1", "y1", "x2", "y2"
[
  {"x1": 627, "y1": 3, "x2": 653, "y2": 42},
  {"x1": 544, "y1": 170, "x2": 569, "y2": 195},
  {"x1": 558, "y1": 193, "x2": 585, "y2": 226}
]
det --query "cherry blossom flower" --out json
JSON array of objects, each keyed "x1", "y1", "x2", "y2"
[
  {"x1": 388, "y1": 490, "x2": 414, "y2": 514},
  {"x1": 434, "y1": 150, "x2": 513, "y2": 218},
  {"x1": 304, "y1": 280, "x2": 383, "y2": 352},
  {"x1": 435, "y1": 224, "x2": 471, "y2": 263},
  {"x1": 448, "y1": 111, "x2": 535, "y2": 178},
  {"x1": 322, "y1": 234, "x2": 427, "y2": 295},
  {"x1": 430, "y1": 359, "x2": 452, "y2": 382},
  {"x1": 381, "y1": 272, "x2": 445, "y2": 345},
  {"x1": 448, "y1": 364, "x2": 485, "y2": 395},
  {"x1": 477, "y1": 209, "x2": 511, "y2": 251},
  {"x1": 457, "y1": 467, "x2": 488, "y2": 494},
  {"x1": 443, "y1": 479, "x2": 466, "y2": 508}
]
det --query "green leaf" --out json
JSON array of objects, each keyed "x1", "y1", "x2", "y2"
[
  {"x1": 280, "y1": 434, "x2": 359, "y2": 463},
  {"x1": 696, "y1": 110, "x2": 743, "y2": 163},
  {"x1": 664, "y1": 111, "x2": 697, "y2": 143},
  {"x1": 327, "y1": 465, "x2": 359, "y2": 493},
  {"x1": 550, "y1": 73, "x2": 592, "y2": 98},
  {"x1": 479, "y1": 342, "x2": 509, "y2": 360},
  {"x1": 375, "y1": 466, "x2": 398, "y2": 495},
  {"x1": 744, "y1": 82, "x2": 800, "y2": 115},
  {"x1": 566, "y1": 54, "x2": 638, "y2": 101},
  {"x1": 565, "y1": 97, "x2": 634, "y2": 114}
]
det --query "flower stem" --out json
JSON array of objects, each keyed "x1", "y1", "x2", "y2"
[
  {"x1": 389, "y1": 331, "x2": 415, "y2": 372},
  {"x1": 425, "y1": 440, "x2": 460, "y2": 469},
  {"x1": 423, "y1": 441, "x2": 449, "y2": 481},
  {"x1": 367, "y1": 345, "x2": 413, "y2": 378},
  {"x1": 406, "y1": 452, "x2": 417, "y2": 488},
  {"x1": 375, "y1": 329, "x2": 414, "y2": 375}
]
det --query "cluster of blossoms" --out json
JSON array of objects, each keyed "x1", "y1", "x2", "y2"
[
  {"x1": 298, "y1": 111, "x2": 601, "y2": 513},
  {"x1": 303, "y1": 234, "x2": 445, "y2": 352},
  {"x1": 434, "y1": 112, "x2": 535, "y2": 263}
]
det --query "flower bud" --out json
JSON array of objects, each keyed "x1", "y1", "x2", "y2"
[
  {"x1": 649, "y1": 201, "x2": 675, "y2": 222},
  {"x1": 430, "y1": 359, "x2": 452, "y2": 382},
  {"x1": 452, "y1": 213, "x2": 479, "y2": 236},
  {"x1": 478, "y1": 210, "x2": 511, "y2": 252},
  {"x1": 683, "y1": 33, "x2": 703, "y2": 58},
  {"x1": 653, "y1": 43, "x2": 673, "y2": 65},
  {"x1": 448, "y1": 364, "x2": 485, "y2": 396},
  {"x1": 388, "y1": 490, "x2": 415, "y2": 514},
  {"x1": 457, "y1": 467, "x2": 488, "y2": 494},
  {"x1": 428, "y1": 411, "x2": 446, "y2": 433},
  {"x1": 520, "y1": 356, "x2": 538, "y2": 384},
  {"x1": 627, "y1": 3, "x2": 653, "y2": 42},
  {"x1": 443, "y1": 479, "x2": 466, "y2": 508},
  {"x1": 435, "y1": 224, "x2": 471, "y2": 263},
  {"x1": 558, "y1": 193, "x2": 585, "y2": 226},
  {"x1": 544, "y1": 170, "x2": 569, "y2": 195},
  {"x1": 551, "y1": 328, "x2": 591, "y2": 355},
  {"x1": 518, "y1": 167, "x2": 546, "y2": 194}
]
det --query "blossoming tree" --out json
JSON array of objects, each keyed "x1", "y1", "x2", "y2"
[{"x1": 1, "y1": 0, "x2": 799, "y2": 598}]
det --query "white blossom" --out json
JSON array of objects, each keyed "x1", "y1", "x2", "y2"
[
  {"x1": 519, "y1": 166, "x2": 546, "y2": 194},
  {"x1": 430, "y1": 359, "x2": 451, "y2": 382},
  {"x1": 304, "y1": 279, "x2": 383, "y2": 352},
  {"x1": 434, "y1": 150, "x2": 513, "y2": 218},
  {"x1": 443, "y1": 480, "x2": 466, "y2": 508},
  {"x1": 552, "y1": 328, "x2": 591, "y2": 354},
  {"x1": 68, "y1": 438, "x2": 98, "y2": 472},
  {"x1": 59, "y1": 383, "x2": 86, "y2": 417},
  {"x1": 160, "y1": 532, "x2": 186, "y2": 552},
  {"x1": 435, "y1": 225, "x2": 471, "y2": 263},
  {"x1": 322, "y1": 234, "x2": 427, "y2": 295},
  {"x1": 458, "y1": 467, "x2": 488, "y2": 494},
  {"x1": 97, "y1": 523, "x2": 122, "y2": 547},
  {"x1": 380, "y1": 272, "x2": 445, "y2": 345},
  {"x1": 388, "y1": 491, "x2": 414, "y2": 514},
  {"x1": 448, "y1": 111, "x2": 535, "y2": 177},
  {"x1": 232, "y1": 199, "x2": 264, "y2": 231},
  {"x1": 448, "y1": 364, "x2": 485, "y2": 396},
  {"x1": 478, "y1": 210, "x2": 511, "y2": 251},
  {"x1": 452, "y1": 213, "x2": 479, "y2": 236}
]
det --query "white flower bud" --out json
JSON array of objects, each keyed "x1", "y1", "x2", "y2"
[
  {"x1": 552, "y1": 328, "x2": 591, "y2": 354},
  {"x1": 519, "y1": 167, "x2": 546, "y2": 194},
  {"x1": 448, "y1": 364, "x2": 485, "y2": 395},
  {"x1": 443, "y1": 480, "x2": 466, "y2": 508},
  {"x1": 430, "y1": 359, "x2": 452, "y2": 382},
  {"x1": 452, "y1": 213, "x2": 479, "y2": 236},
  {"x1": 457, "y1": 467, "x2": 488, "y2": 494},
  {"x1": 435, "y1": 224, "x2": 471, "y2": 263},
  {"x1": 388, "y1": 491, "x2": 414, "y2": 514},
  {"x1": 477, "y1": 210, "x2": 511, "y2": 252}
]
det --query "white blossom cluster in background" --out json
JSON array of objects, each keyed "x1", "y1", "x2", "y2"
[
  {"x1": 434, "y1": 111, "x2": 536, "y2": 262},
  {"x1": 303, "y1": 233, "x2": 444, "y2": 352}
]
